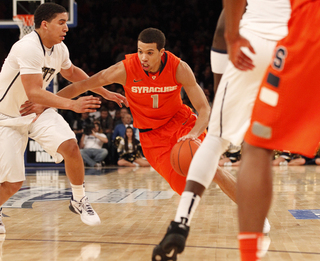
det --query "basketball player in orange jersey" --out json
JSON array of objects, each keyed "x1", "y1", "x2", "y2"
[
  {"x1": 58, "y1": 27, "x2": 237, "y2": 199},
  {"x1": 225, "y1": 0, "x2": 320, "y2": 260}
]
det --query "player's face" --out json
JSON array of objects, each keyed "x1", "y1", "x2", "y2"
[
  {"x1": 44, "y1": 12, "x2": 69, "y2": 46},
  {"x1": 137, "y1": 41, "x2": 164, "y2": 73}
]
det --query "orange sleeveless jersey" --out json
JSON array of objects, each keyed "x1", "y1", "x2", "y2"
[{"x1": 122, "y1": 51, "x2": 183, "y2": 130}]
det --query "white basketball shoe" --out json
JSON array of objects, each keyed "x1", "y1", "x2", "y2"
[{"x1": 69, "y1": 196, "x2": 101, "y2": 226}]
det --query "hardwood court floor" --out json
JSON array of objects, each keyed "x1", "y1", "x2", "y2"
[{"x1": 1, "y1": 165, "x2": 320, "y2": 260}]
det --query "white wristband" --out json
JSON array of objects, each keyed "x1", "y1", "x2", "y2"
[{"x1": 210, "y1": 49, "x2": 229, "y2": 74}]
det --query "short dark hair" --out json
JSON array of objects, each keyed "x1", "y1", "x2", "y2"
[
  {"x1": 137, "y1": 28, "x2": 166, "y2": 51},
  {"x1": 34, "y1": 3, "x2": 67, "y2": 29}
]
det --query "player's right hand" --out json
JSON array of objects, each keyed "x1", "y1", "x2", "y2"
[
  {"x1": 72, "y1": 95, "x2": 101, "y2": 113},
  {"x1": 226, "y1": 33, "x2": 255, "y2": 71}
]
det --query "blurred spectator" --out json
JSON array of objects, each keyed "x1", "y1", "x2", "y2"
[
  {"x1": 72, "y1": 112, "x2": 93, "y2": 143},
  {"x1": 273, "y1": 150, "x2": 320, "y2": 166},
  {"x1": 79, "y1": 121, "x2": 109, "y2": 168},
  {"x1": 113, "y1": 109, "x2": 122, "y2": 127},
  {"x1": 114, "y1": 107, "x2": 129, "y2": 127},
  {"x1": 116, "y1": 127, "x2": 150, "y2": 167},
  {"x1": 96, "y1": 106, "x2": 114, "y2": 140},
  {"x1": 107, "y1": 101, "x2": 117, "y2": 120},
  {"x1": 272, "y1": 150, "x2": 293, "y2": 166},
  {"x1": 111, "y1": 113, "x2": 137, "y2": 165},
  {"x1": 112, "y1": 113, "x2": 137, "y2": 140},
  {"x1": 289, "y1": 155, "x2": 320, "y2": 166},
  {"x1": 89, "y1": 96, "x2": 102, "y2": 121}
]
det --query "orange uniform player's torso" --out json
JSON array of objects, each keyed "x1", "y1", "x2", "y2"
[
  {"x1": 122, "y1": 51, "x2": 183, "y2": 130},
  {"x1": 290, "y1": 0, "x2": 313, "y2": 12}
]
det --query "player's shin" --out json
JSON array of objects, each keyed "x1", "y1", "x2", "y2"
[{"x1": 174, "y1": 134, "x2": 230, "y2": 225}]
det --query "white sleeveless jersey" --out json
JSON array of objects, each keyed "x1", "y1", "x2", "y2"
[
  {"x1": 0, "y1": 31, "x2": 71, "y2": 117},
  {"x1": 240, "y1": 0, "x2": 291, "y2": 41}
]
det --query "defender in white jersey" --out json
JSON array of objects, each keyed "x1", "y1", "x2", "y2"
[
  {"x1": 153, "y1": 1, "x2": 291, "y2": 260},
  {"x1": 0, "y1": 3, "x2": 127, "y2": 233}
]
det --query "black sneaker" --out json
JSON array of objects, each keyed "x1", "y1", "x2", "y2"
[{"x1": 152, "y1": 221, "x2": 189, "y2": 261}]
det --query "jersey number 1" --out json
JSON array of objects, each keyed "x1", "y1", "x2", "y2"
[{"x1": 151, "y1": 94, "x2": 159, "y2": 108}]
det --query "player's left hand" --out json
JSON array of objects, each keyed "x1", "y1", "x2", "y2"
[
  {"x1": 20, "y1": 100, "x2": 48, "y2": 121},
  {"x1": 177, "y1": 134, "x2": 201, "y2": 144},
  {"x1": 103, "y1": 91, "x2": 129, "y2": 107},
  {"x1": 20, "y1": 100, "x2": 44, "y2": 115}
]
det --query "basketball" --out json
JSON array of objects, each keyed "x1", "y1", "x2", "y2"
[{"x1": 170, "y1": 139, "x2": 201, "y2": 177}]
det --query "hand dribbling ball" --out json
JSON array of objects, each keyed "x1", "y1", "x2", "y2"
[{"x1": 170, "y1": 139, "x2": 201, "y2": 177}]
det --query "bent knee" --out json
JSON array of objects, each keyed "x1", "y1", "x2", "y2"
[{"x1": 58, "y1": 139, "x2": 80, "y2": 156}]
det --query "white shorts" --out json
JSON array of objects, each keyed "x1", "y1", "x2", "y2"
[
  {"x1": 208, "y1": 28, "x2": 278, "y2": 146},
  {"x1": 0, "y1": 108, "x2": 76, "y2": 183},
  {"x1": 210, "y1": 49, "x2": 228, "y2": 74},
  {"x1": 0, "y1": 114, "x2": 35, "y2": 183},
  {"x1": 28, "y1": 108, "x2": 76, "y2": 163}
]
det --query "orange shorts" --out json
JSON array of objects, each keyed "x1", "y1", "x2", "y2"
[
  {"x1": 245, "y1": 2, "x2": 320, "y2": 158},
  {"x1": 139, "y1": 105, "x2": 206, "y2": 195}
]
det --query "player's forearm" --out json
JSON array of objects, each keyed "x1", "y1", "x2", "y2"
[
  {"x1": 223, "y1": 0, "x2": 246, "y2": 42},
  {"x1": 27, "y1": 88, "x2": 74, "y2": 110},
  {"x1": 57, "y1": 71, "x2": 109, "y2": 99},
  {"x1": 189, "y1": 108, "x2": 210, "y2": 138},
  {"x1": 64, "y1": 67, "x2": 108, "y2": 98},
  {"x1": 91, "y1": 86, "x2": 112, "y2": 97}
]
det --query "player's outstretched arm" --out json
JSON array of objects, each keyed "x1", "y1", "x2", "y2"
[
  {"x1": 60, "y1": 63, "x2": 128, "y2": 107},
  {"x1": 176, "y1": 61, "x2": 210, "y2": 142}
]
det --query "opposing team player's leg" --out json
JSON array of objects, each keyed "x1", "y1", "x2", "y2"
[
  {"x1": 0, "y1": 118, "x2": 32, "y2": 234},
  {"x1": 29, "y1": 108, "x2": 100, "y2": 226}
]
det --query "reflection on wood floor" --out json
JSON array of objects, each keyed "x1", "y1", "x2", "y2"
[{"x1": 1, "y1": 165, "x2": 320, "y2": 260}]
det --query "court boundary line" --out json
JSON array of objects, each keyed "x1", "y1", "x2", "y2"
[{"x1": 3, "y1": 238, "x2": 320, "y2": 256}]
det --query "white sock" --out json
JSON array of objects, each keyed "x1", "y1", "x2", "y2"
[
  {"x1": 187, "y1": 134, "x2": 229, "y2": 188},
  {"x1": 174, "y1": 191, "x2": 201, "y2": 226},
  {"x1": 71, "y1": 183, "x2": 85, "y2": 202},
  {"x1": 174, "y1": 135, "x2": 229, "y2": 227}
]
